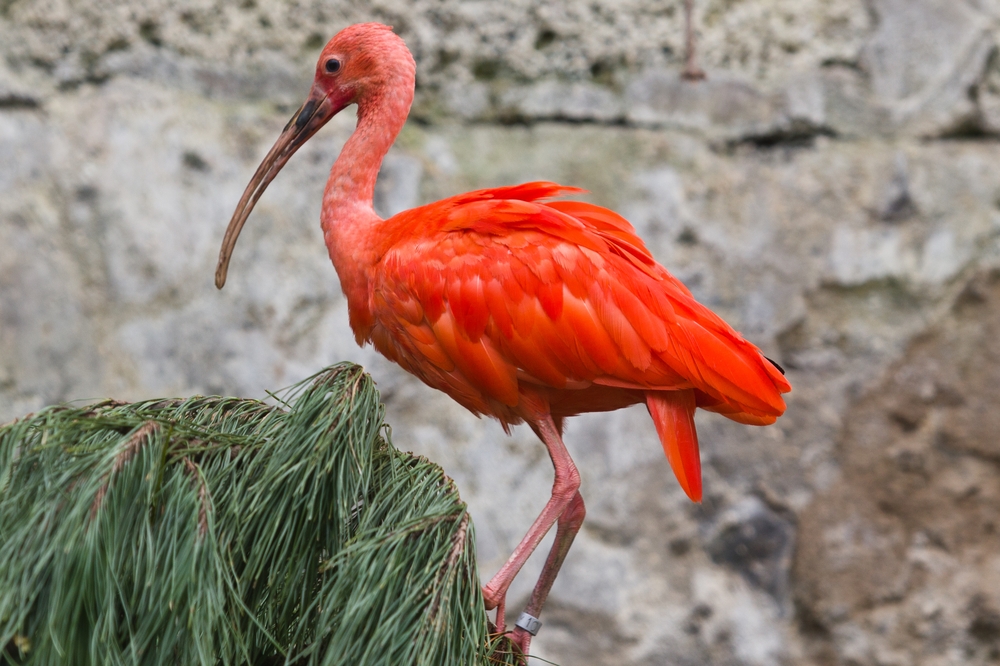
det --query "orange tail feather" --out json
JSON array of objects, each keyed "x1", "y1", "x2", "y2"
[{"x1": 646, "y1": 389, "x2": 702, "y2": 502}]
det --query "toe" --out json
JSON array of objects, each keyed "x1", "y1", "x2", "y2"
[{"x1": 511, "y1": 628, "x2": 532, "y2": 663}]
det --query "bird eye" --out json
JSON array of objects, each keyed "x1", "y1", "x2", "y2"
[{"x1": 325, "y1": 58, "x2": 341, "y2": 74}]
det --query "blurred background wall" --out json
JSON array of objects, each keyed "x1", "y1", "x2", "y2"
[{"x1": 3, "y1": 1, "x2": 1000, "y2": 664}]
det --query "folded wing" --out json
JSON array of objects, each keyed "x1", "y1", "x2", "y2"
[{"x1": 370, "y1": 182, "x2": 789, "y2": 427}]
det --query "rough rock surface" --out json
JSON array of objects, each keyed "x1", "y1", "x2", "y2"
[{"x1": 3, "y1": 1, "x2": 1000, "y2": 664}]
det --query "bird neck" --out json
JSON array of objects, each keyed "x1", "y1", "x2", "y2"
[
  {"x1": 320, "y1": 83, "x2": 413, "y2": 340},
  {"x1": 323, "y1": 86, "x2": 411, "y2": 208}
]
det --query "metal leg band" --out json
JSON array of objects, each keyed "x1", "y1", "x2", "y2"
[{"x1": 515, "y1": 612, "x2": 542, "y2": 636}]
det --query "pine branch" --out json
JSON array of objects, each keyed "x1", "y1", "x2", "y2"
[{"x1": 0, "y1": 363, "x2": 521, "y2": 666}]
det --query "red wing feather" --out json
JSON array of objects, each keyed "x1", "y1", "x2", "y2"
[{"x1": 372, "y1": 183, "x2": 790, "y2": 425}]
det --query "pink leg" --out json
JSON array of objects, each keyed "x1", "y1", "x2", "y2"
[
  {"x1": 482, "y1": 414, "x2": 581, "y2": 626},
  {"x1": 494, "y1": 595, "x2": 507, "y2": 633},
  {"x1": 510, "y1": 489, "x2": 586, "y2": 657}
]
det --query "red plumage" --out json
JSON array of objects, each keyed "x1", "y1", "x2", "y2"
[
  {"x1": 215, "y1": 24, "x2": 791, "y2": 659},
  {"x1": 370, "y1": 183, "x2": 789, "y2": 470}
]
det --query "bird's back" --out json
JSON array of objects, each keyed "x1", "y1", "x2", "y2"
[{"x1": 363, "y1": 182, "x2": 790, "y2": 427}]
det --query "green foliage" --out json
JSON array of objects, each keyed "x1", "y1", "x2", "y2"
[{"x1": 0, "y1": 364, "x2": 519, "y2": 666}]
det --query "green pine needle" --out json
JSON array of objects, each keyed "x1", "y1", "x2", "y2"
[{"x1": 0, "y1": 363, "x2": 522, "y2": 666}]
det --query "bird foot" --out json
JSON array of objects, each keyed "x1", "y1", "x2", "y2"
[
  {"x1": 511, "y1": 627, "x2": 532, "y2": 663},
  {"x1": 484, "y1": 589, "x2": 534, "y2": 664},
  {"x1": 489, "y1": 626, "x2": 530, "y2": 666}
]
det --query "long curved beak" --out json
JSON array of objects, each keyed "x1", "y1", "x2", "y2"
[{"x1": 215, "y1": 86, "x2": 339, "y2": 289}]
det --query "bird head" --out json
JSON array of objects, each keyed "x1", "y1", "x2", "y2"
[
  {"x1": 313, "y1": 23, "x2": 416, "y2": 108},
  {"x1": 215, "y1": 23, "x2": 415, "y2": 289}
]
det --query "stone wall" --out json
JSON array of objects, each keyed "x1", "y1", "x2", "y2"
[{"x1": 3, "y1": 1, "x2": 1000, "y2": 664}]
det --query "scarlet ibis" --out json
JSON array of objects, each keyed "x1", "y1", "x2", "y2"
[{"x1": 215, "y1": 22, "x2": 790, "y2": 659}]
